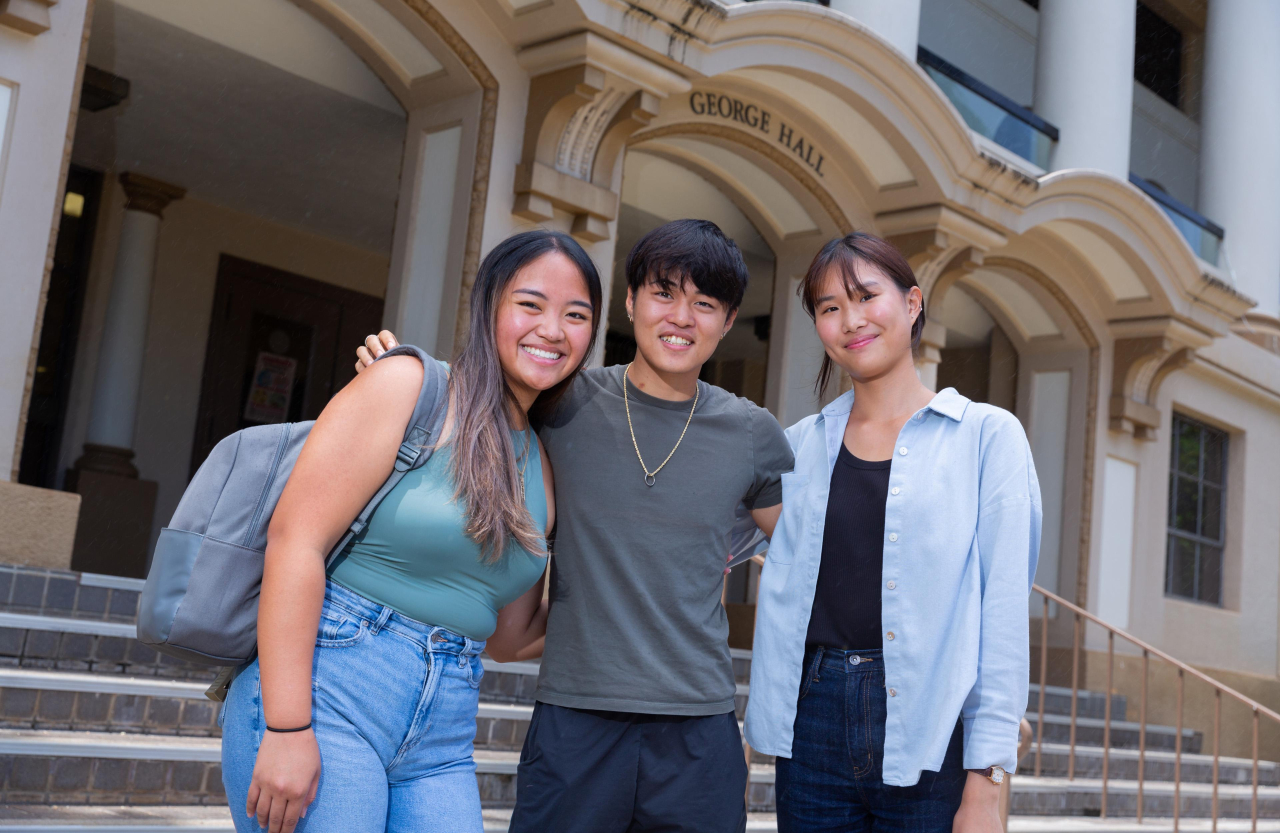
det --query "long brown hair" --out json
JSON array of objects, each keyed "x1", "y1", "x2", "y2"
[
  {"x1": 799, "y1": 231, "x2": 925, "y2": 394},
  {"x1": 450, "y1": 230, "x2": 603, "y2": 562}
]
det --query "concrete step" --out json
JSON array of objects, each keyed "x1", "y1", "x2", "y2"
[
  {"x1": 0, "y1": 569, "x2": 143, "y2": 625},
  {"x1": 0, "y1": 669, "x2": 217, "y2": 738},
  {"x1": 1028, "y1": 712, "x2": 1202, "y2": 754},
  {"x1": 0, "y1": 614, "x2": 213, "y2": 682},
  {"x1": 0, "y1": 805, "x2": 783, "y2": 831},
  {"x1": 0, "y1": 728, "x2": 778, "y2": 808},
  {"x1": 1008, "y1": 819, "x2": 1280, "y2": 833},
  {"x1": 1021, "y1": 742, "x2": 1280, "y2": 787},
  {"x1": 1012, "y1": 774, "x2": 1280, "y2": 818},
  {"x1": 1029, "y1": 684, "x2": 1127, "y2": 722}
]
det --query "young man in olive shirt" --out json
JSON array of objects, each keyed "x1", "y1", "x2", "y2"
[{"x1": 360, "y1": 220, "x2": 792, "y2": 832}]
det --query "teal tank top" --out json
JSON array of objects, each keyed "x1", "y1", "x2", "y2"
[{"x1": 328, "y1": 430, "x2": 547, "y2": 641}]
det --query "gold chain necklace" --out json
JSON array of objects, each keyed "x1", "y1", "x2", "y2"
[{"x1": 623, "y1": 363, "x2": 699, "y2": 487}]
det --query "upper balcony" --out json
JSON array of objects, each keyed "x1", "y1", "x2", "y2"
[
  {"x1": 1129, "y1": 174, "x2": 1223, "y2": 266},
  {"x1": 917, "y1": 46, "x2": 1057, "y2": 171}
]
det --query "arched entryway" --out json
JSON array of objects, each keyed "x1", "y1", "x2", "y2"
[{"x1": 26, "y1": 0, "x2": 494, "y2": 577}]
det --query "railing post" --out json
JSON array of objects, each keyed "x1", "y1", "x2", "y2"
[
  {"x1": 1213, "y1": 690, "x2": 1221, "y2": 833},
  {"x1": 1174, "y1": 669, "x2": 1184, "y2": 833},
  {"x1": 1068, "y1": 613, "x2": 1081, "y2": 781},
  {"x1": 1253, "y1": 709, "x2": 1260, "y2": 833},
  {"x1": 1101, "y1": 630, "x2": 1113, "y2": 818},
  {"x1": 1035, "y1": 593, "x2": 1049, "y2": 777},
  {"x1": 1138, "y1": 649, "x2": 1148, "y2": 823}
]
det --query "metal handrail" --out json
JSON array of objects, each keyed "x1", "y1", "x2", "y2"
[{"x1": 1032, "y1": 584, "x2": 1280, "y2": 831}]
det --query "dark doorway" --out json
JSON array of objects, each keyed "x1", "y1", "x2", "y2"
[
  {"x1": 19, "y1": 166, "x2": 103, "y2": 489},
  {"x1": 191, "y1": 255, "x2": 383, "y2": 475}
]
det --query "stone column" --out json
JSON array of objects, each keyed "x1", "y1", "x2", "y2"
[
  {"x1": 77, "y1": 172, "x2": 184, "y2": 476},
  {"x1": 70, "y1": 172, "x2": 183, "y2": 578},
  {"x1": 1033, "y1": 0, "x2": 1137, "y2": 178},
  {"x1": 827, "y1": 0, "x2": 921, "y2": 60},
  {"x1": 1198, "y1": 0, "x2": 1280, "y2": 318}
]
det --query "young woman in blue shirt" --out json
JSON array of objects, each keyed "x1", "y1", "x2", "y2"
[{"x1": 746, "y1": 232, "x2": 1042, "y2": 833}]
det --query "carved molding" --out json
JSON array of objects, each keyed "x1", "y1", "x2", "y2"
[
  {"x1": 514, "y1": 32, "x2": 687, "y2": 242},
  {"x1": 1109, "y1": 318, "x2": 1212, "y2": 440},
  {"x1": 878, "y1": 204, "x2": 1007, "y2": 301},
  {"x1": 119, "y1": 172, "x2": 185, "y2": 218},
  {"x1": 0, "y1": 0, "x2": 57, "y2": 36}
]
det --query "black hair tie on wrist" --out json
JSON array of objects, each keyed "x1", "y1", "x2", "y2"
[{"x1": 265, "y1": 722, "x2": 312, "y2": 733}]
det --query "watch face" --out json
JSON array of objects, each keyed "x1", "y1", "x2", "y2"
[{"x1": 991, "y1": 768, "x2": 1005, "y2": 784}]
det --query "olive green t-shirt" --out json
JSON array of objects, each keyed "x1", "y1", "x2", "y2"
[{"x1": 534, "y1": 365, "x2": 793, "y2": 715}]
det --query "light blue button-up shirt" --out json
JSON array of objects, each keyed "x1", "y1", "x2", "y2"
[{"x1": 744, "y1": 387, "x2": 1041, "y2": 787}]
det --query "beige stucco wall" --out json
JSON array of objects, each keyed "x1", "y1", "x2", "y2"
[
  {"x1": 0, "y1": 480, "x2": 80, "y2": 569},
  {"x1": 58, "y1": 179, "x2": 390, "y2": 553},
  {"x1": 0, "y1": 0, "x2": 92, "y2": 482}
]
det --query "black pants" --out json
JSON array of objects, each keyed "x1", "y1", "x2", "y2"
[{"x1": 508, "y1": 702, "x2": 749, "y2": 833}]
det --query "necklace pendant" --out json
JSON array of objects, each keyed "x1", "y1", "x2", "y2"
[{"x1": 645, "y1": 474, "x2": 656, "y2": 487}]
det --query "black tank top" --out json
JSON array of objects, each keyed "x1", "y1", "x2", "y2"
[{"x1": 805, "y1": 443, "x2": 891, "y2": 650}]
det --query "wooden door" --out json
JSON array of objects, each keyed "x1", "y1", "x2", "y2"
[{"x1": 191, "y1": 255, "x2": 383, "y2": 475}]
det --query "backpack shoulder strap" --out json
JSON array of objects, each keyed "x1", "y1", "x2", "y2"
[{"x1": 325, "y1": 344, "x2": 450, "y2": 565}]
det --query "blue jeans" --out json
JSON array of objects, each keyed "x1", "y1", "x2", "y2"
[
  {"x1": 776, "y1": 648, "x2": 966, "y2": 833},
  {"x1": 221, "y1": 581, "x2": 487, "y2": 832}
]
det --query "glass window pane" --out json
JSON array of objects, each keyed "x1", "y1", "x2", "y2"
[
  {"x1": 1175, "y1": 419, "x2": 1201, "y2": 476},
  {"x1": 1167, "y1": 535, "x2": 1197, "y2": 599},
  {"x1": 1198, "y1": 545, "x2": 1223, "y2": 605},
  {"x1": 1203, "y1": 430, "x2": 1226, "y2": 485},
  {"x1": 1201, "y1": 485, "x2": 1223, "y2": 542},
  {"x1": 1173, "y1": 475, "x2": 1200, "y2": 534}
]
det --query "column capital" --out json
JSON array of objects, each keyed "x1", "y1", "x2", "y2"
[{"x1": 119, "y1": 172, "x2": 185, "y2": 217}]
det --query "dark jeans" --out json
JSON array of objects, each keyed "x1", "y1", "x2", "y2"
[
  {"x1": 509, "y1": 702, "x2": 748, "y2": 833},
  {"x1": 776, "y1": 648, "x2": 966, "y2": 833}
]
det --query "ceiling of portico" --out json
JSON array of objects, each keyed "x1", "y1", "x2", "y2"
[
  {"x1": 963, "y1": 268, "x2": 1062, "y2": 341},
  {"x1": 77, "y1": 0, "x2": 413, "y2": 253},
  {"x1": 635, "y1": 136, "x2": 818, "y2": 240},
  {"x1": 621, "y1": 151, "x2": 772, "y2": 259},
  {"x1": 1041, "y1": 220, "x2": 1152, "y2": 303}
]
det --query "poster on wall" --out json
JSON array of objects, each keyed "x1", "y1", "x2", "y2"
[{"x1": 243, "y1": 352, "x2": 297, "y2": 424}]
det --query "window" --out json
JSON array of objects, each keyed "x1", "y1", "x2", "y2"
[
  {"x1": 1135, "y1": 1, "x2": 1183, "y2": 107},
  {"x1": 1166, "y1": 414, "x2": 1227, "y2": 605}
]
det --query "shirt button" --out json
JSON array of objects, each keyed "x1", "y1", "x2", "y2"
[
  {"x1": 888, "y1": 533, "x2": 898, "y2": 542},
  {"x1": 887, "y1": 581, "x2": 896, "y2": 590},
  {"x1": 898, "y1": 447, "x2": 908, "y2": 456},
  {"x1": 891, "y1": 487, "x2": 900, "y2": 496},
  {"x1": 889, "y1": 688, "x2": 898, "y2": 696},
  {"x1": 886, "y1": 631, "x2": 895, "y2": 640}
]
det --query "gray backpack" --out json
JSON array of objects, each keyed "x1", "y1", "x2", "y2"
[{"x1": 137, "y1": 345, "x2": 448, "y2": 668}]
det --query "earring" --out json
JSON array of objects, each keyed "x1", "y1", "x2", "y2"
[
  {"x1": 720, "y1": 331, "x2": 727, "y2": 340},
  {"x1": 627, "y1": 312, "x2": 633, "y2": 323}
]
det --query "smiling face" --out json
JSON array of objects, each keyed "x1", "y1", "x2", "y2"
[
  {"x1": 494, "y1": 251, "x2": 596, "y2": 407},
  {"x1": 626, "y1": 274, "x2": 737, "y2": 379},
  {"x1": 813, "y1": 261, "x2": 922, "y2": 383}
]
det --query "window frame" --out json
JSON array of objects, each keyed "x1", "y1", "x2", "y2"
[{"x1": 1165, "y1": 413, "x2": 1228, "y2": 606}]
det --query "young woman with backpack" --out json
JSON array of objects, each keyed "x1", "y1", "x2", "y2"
[
  {"x1": 745, "y1": 232, "x2": 1042, "y2": 833},
  {"x1": 220, "y1": 229, "x2": 602, "y2": 833}
]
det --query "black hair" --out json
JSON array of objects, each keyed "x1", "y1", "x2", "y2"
[
  {"x1": 799, "y1": 231, "x2": 926, "y2": 394},
  {"x1": 625, "y1": 219, "x2": 749, "y2": 311}
]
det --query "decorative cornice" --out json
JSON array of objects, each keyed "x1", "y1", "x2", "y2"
[
  {"x1": 119, "y1": 172, "x2": 185, "y2": 218},
  {"x1": 0, "y1": 0, "x2": 57, "y2": 36},
  {"x1": 1107, "y1": 317, "x2": 1212, "y2": 440},
  {"x1": 514, "y1": 32, "x2": 689, "y2": 243}
]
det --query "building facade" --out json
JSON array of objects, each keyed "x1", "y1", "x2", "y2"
[{"x1": 2, "y1": 0, "x2": 1280, "y2": 761}]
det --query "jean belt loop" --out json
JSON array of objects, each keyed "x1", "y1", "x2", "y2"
[
  {"x1": 370, "y1": 605, "x2": 394, "y2": 635},
  {"x1": 811, "y1": 646, "x2": 824, "y2": 684}
]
